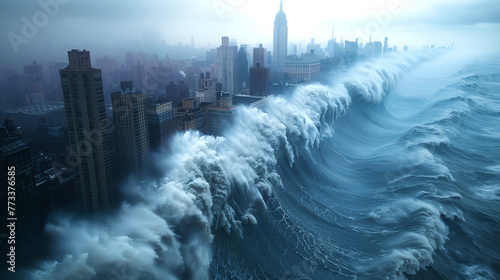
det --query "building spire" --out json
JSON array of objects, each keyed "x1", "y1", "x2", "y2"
[{"x1": 279, "y1": 0, "x2": 283, "y2": 13}]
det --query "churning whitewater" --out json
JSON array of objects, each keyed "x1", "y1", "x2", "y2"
[{"x1": 29, "y1": 49, "x2": 500, "y2": 280}]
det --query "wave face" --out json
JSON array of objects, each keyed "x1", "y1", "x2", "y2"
[{"x1": 30, "y1": 49, "x2": 500, "y2": 280}]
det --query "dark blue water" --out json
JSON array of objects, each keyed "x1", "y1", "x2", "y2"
[{"x1": 30, "y1": 50, "x2": 500, "y2": 280}]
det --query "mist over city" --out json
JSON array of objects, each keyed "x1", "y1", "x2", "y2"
[{"x1": 0, "y1": 0, "x2": 499, "y2": 279}]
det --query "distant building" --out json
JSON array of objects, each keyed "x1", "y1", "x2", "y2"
[
  {"x1": 60, "y1": 49, "x2": 115, "y2": 213},
  {"x1": 306, "y1": 39, "x2": 325, "y2": 58},
  {"x1": 238, "y1": 47, "x2": 249, "y2": 91},
  {"x1": 165, "y1": 81, "x2": 189, "y2": 107},
  {"x1": 23, "y1": 61, "x2": 44, "y2": 83},
  {"x1": 284, "y1": 55, "x2": 321, "y2": 84},
  {"x1": 344, "y1": 39, "x2": 359, "y2": 64},
  {"x1": 253, "y1": 44, "x2": 267, "y2": 68},
  {"x1": 111, "y1": 82, "x2": 150, "y2": 177},
  {"x1": 373, "y1": 41, "x2": 383, "y2": 58},
  {"x1": 216, "y1": 36, "x2": 239, "y2": 94},
  {"x1": 272, "y1": 0, "x2": 288, "y2": 80}
]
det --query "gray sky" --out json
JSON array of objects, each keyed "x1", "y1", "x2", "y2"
[{"x1": 1, "y1": 0, "x2": 499, "y2": 67}]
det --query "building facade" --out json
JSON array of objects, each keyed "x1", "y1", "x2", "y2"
[
  {"x1": 60, "y1": 49, "x2": 114, "y2": 212},
  {"x1": 216, "y1": 36, "x2": 239, "y2": 94},
  {"x1": 272, "y1": 0, "x2": 288, "y2": 80},
  {"x1": 111, "y1": 87, "x2": 150, "y2": 177}
]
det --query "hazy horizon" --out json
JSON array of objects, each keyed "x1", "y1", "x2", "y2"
[{"x1": 1, "y1": 0, "x2": 499, "y2": 69}]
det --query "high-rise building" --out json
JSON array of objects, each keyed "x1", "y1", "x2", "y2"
[
  {"x1": 383, "y1": 37, "x2": 389, "y2": 54},
  {"x1": 344, "y1": 39, "x2": 359, "y2": 64},
  {"x1": 306, "y1": 39, "x2": 325, "y2": 58},
  {"x1": 250, "y1": 63, "x2": 269, "y2": 96},
  {"x1": 146, "y1": 101, "x2": 176, "y2": 151},
  {"x1": 216, "y1": 36, "x2": 239, "y2": 94},
  {"x1": 195, "y1": 72, "x2": 216, "y2": 104},
  {"x1": 0, "y1": 118, "x2": 43, "y2": 262},
  {"x1": 253, "y1": 44, "x2": 267, "y2": 68},
  {"x1": 112, "y1": 81, "x2": 150, "y2": 177},
  {"x1": 373, "y1": 41, "x2": 383, "y2": 58},
  {"x1": 60, "y1": 49, "x2": 114, "y2": 213},
  {"x1": 23, "y1": 61, "x2": 44, "y2": 83},
  {"x1": 272, "y1": 0, "x2": 288, "y2": 80},
  {"x1": 238, "y1": 47, "x2": 249, "y2": 91}
]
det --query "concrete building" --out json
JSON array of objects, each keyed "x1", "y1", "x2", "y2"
[
  {"x1": 195, "y1": 72, "x2": 216, "y2": 104},
  {"x1": 206, "y1": 93, "x2": 237, "y2": 136},
  {"x1": 253, "y1": 44, "x2": 266, "y2": 68},
  {"x1": 373, "y1": 41, "x2": 383, "y2": 58},
  {"x1": 111, "y1": 81, "x2": 150, "y2": 177},
  {"x1": 344, "y1": 39, "x2": 359, "y2": 64},
  {"x1": 0, "y1": 118, "x2": 43, "y2": 261},
  {"x1": 216, "y1": 36, "x2": 239, "y2": 94},
  {"x1": 60, "y1": 49, "x2": 114, "y2": 213},
  {"x1": 146, "y1": 101, "x2": 176, "y2": 150},
  {"x1": 238, "y1": 47, "x2": 249, "y2": 91},
  {"x1": 176, "y1": 98, "x2": 207, "y2": 133},
  {"x1": 272, "y1": 0, "x2": 288, "y2": 80},
  {"x1": 250, "y1": 63, "x2": 269, "y2": 96},
  {"x1": 284, "y1": 55, "x2": 321, "y2": 84}
]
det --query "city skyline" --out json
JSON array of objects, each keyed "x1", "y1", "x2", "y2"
[{"x1": 1, "y1": 0, "x2": 499, "y2": 68}]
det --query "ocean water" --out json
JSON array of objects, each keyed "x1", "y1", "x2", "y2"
[{"x1": 28, "y1": 49, "x2": 500, "y2": 280}]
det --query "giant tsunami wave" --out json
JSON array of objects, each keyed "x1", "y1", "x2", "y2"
[{"x1": 28, "y1": 49, "x2": 500, "y2": 280}]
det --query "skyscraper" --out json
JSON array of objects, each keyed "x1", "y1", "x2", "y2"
[
  {"x1": 216, "y1": 36, "x2": 239, "y2": 94},
  {"x1": 60, "y1": 49, "x2": 114, "y2": 213},
  {"x1": 112, "y1": 81, "x2": 150, "y2": 177},
  {"x1": 272, "y1": 0, "x2": 288, "y2": 80},
  {"x1": 237, "y1": 47, "x2": 249, "y2": 91},
  {"x1": 253, "y1": 44, "x2": 267, "y2": 68}
]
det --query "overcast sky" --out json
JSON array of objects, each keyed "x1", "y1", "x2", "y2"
[{"x1": 1, "y1": 0, "x2": 499, "y2": 67}]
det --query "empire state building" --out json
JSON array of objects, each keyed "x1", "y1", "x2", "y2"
[{"x1": 272, "y1": 0, "x2": 288, "y2": 80}]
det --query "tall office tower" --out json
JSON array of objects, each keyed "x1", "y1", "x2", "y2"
[
  {"x1": 95, "y1": 56, "x2": 117, "y2": 88},
  {"x1": 325, "y1": 24, "x2": 337, "y2": 58},
  {"x1": 272, "y1": 0, "x2": 288, "y2": 80},
  {"x1": 216, "y1": 36, "x2": 239, "y2": 94},
  {"x1": 344, "y1": 39, "x2": 359, "y2": 64},
  {"x1": 23, "y1": 61, "x2": 44, "y2": 83},
  {"x1": 373, "y1": 41, "x2": 383, "y2": 58},
  {"x1": 383, "y1": 37, "x2": 389, "y2": 53},
  {"x1": 196, "y1": 72, "x2": 216, "y2": 104},
  {"x1": 60, "y1": 49, "x2": 114, "y2": 213},
  {"x1": 306, "y1": 38, "x2": 325, "y2": 57},
  {"x1": 146, "y1": 101, "x2": 176, "y2": 150},
  {"x1": 112, "y1": 81, "x2": 150, "y2": 177},
  {"x1": 238, "y1": 47, "x2": 249, "y2": 91},
  {"x1": 253, "y1": 44, "x2": 266, "y2": 68},
  {"x1": 250, "y1": 62, "x2": 269, "y2": 96}
]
